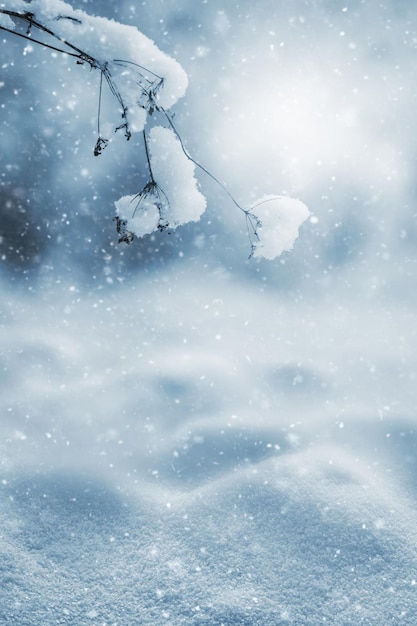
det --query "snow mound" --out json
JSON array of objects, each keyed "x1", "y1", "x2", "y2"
[
  {"x1": 1, "y1": 274, "x2": 417, "y2": 625},
  {"x1": 251, "y1": 195, "x2": 310, "y2": 259}
]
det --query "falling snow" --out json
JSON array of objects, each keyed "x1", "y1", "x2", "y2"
[{"x1": 1, "y1": 1, "x2": 417, "y2": 625}]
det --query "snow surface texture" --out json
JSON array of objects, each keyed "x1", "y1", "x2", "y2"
[
  {"x1": 115, "y1": 126, "x2": 206, "y2": 237},
  {"x1": 1, "y1": 276, "x2": 417, "y2": 625}
]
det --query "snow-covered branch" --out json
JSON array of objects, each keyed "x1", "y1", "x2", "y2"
[
  {"x1": 0, "y1": 0, "x2": 187, "y2": 135},
  {"x1": 0, "y1": 0, "x2": 309, "y2": 259}
]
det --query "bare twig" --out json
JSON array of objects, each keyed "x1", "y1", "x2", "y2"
[
  {"x1": 158, "y1": 106, "x2": 262, "y2": 255},
  {"x1": 1, "y1": 6, "x2": 268, "y2": 254}
]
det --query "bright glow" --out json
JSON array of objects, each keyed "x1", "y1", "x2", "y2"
[{"x1": 214, "y1": 55, "x2": 409, "y2": 193}]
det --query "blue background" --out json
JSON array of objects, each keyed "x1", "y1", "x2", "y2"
[{"x1": 1, "y1": 1, "x2": 417, "y2": 623}]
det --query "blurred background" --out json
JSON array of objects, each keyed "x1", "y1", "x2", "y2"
[{"x1": 1, "y1": 1, "x2": 417, "y2": 623}]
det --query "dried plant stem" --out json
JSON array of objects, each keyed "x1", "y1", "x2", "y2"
[{"x1": 1, "y1": 7, "x2": 264, "y2": 254}]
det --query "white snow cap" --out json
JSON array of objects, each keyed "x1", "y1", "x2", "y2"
[
  {"x1": 251, "y1": 195, "x2": 310, "y2": 260},
  {"x1": 149, "y1": 126, "x2": 207, "y2": 226},
  {"x1": 115, "y1": 126, "x2": 206, "y2": 238},
  {"x1": 0, "y1": 0, "x2": 188, "y2": 132},
  {"x1": 1, "y1": 2, "x2": 310, "y2": 259}
]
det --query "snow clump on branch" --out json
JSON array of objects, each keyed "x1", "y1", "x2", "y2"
[
  {"x1": 0, "y1": 0, "x2": 310, "y2": 259},
  {"x1": 114, "y1": 127, "x2": 206, "y2": 240},
  {"x1": 250, "y1": 196, "x2": 310, "y2": 260},
  {"x1": 0, "y1": 0, "x2": 188, "y2": 133}
]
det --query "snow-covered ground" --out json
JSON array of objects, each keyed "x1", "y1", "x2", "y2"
[
  {"x1": 1, "y1": 0, "x2": 417, "y2": 624},
  {"x1": 1, "y1": 268, "x2": 417, "y2": 625}
]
